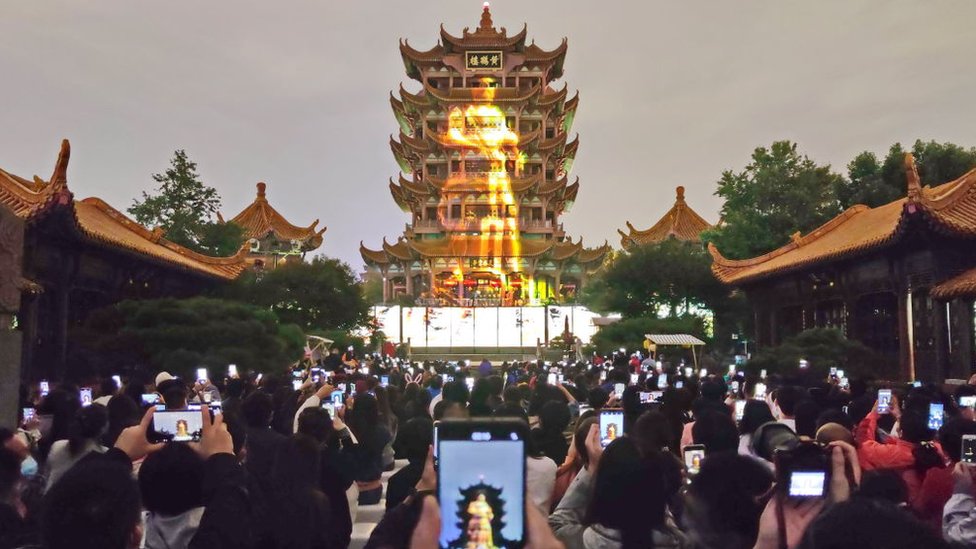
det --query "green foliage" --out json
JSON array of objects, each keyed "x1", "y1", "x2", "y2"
[
  {"x1": 582, "y1": 239, "x2": 725, "y2": 318},
  {"x1": 77, "y1": 297, "x2": 305, "y2": 378},
  {"x1": 128, "y1": 150, "x2": 243, "y2": 256},
  {"x1": 591, "y1": 316, "x2": 707, "y2": 356},
  {"x1": 837, "y1": 140, "x2": 976, "y2": 209},
  {"x1": 219, "y1": 256, "x2": 369, "y2": 332},
  {"x1": 362, "y1": 276, "x2": 384, "y2": 305},
  {"x1": 744, "y1": 328, "x2": 887, "y2": 379},
  {"x1": 703, "y1": 141, "x2": 844, "y2": 260}
]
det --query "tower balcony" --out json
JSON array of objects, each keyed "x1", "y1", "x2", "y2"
[{"x1": 411, "y1": 218, "x2": 563, "y2": 234}]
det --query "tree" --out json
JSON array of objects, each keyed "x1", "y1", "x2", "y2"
[
  {"x1": 703, "y1": 141, "x2": 844, "y2": 260},
  {"x1": 582, "y1": 240, "x2": 725, "y2": 319},
  {"x1": 129, "y1": 150, "x2": 244, "y2": 256},
  {"x1": 837, "y1": 140, "x2": 976, "y2": 209},
  {"x1": 744, "y1": 328, "x2": 886, "y2": 380},
  {"x1": 220, "y1": 256, "x2": 369, "y2": 333},
  {"x1": 76, "y1": 297, "x2": 305, "y2": 379}
]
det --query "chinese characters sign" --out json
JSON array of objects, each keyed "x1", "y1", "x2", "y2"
[{"x1": 465, "y1": 51, "x2": 503, "y2": 70}]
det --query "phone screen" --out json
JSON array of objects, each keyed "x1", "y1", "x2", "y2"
[
  {"x1": 928, "y1": 403, "x2": 945, "y2": 430},
  {"x1": 684, "y1": 445, "x2": 706, "y2": 475},
  {"x1": 962, "y1": 435, "x2": 976, "y2": 464},
  {"x1": 22, "y1": 407, "x2": 35, "y2": 423},
  {"x1": 196, "y1": 368, "x2": 208, "y2": 382},
  {"x1": 675, "y1": 381, "x2": 684, "y2": 389},
  {"x1": 960, "y1": 396, "x2": 976, "y2": 408},
  {"x1": 152, "y1": 410, "x2": 204, "y2": 442},
  {"x1": 630, "y1": 373, "x2": 639, "y2": 385},
  {"x1": 331, "y1": 390, "x2": 344, "y2": 407},
  {"x1": 292, "y1": 380, "x2": 303, "y2": 391},
  {"x1": 437, "y1": 420, "x2": 526, "y2": 549},
  {"x1": 39, "y1": 381, "x2": 50, "y2": 396},
  {"x1": 613, "y1": 383, "x2": 625, "y2": 398},
  {"x1": 80, "y1": 388, "x2": 93, "y2": 407},
  {"x1": 112, "y1": 375, "x2": 122, "y2": 388},
  {"x1": 657, "y1": 374, "x2": 667, "y2": 389},
  {"x1": 639, "y1": 391, "x2": 653, "y2": 404},
  {"x1": 599, "y1": 410, "x2": 625, "y2": 448},
  {"x1": 381, "y1": 375, "x2": 390, "y2": 387},
  {"x1": 466, "y1": 377, "x2": 475, "y2": 391},
  {"x1": 228, "y1": 364, "x2": 238, "y2": 378},
  {"x1": 788, "y1": 471, "x2": 827, "y2": 497},
  {"x1": 547, "y1": 373, "x2": 557, "y2": 385},
  {"x1": 141, "y1": 393, "x2": 160, "y2": 405},
  {"x1": 321, "y1": 401, "x2": 336, "y2": 417},
  {"x1": 877, "y1": 390, "x2": 892, "y2": 414},
  {"x1": 735, "y1": 400, "x2": 746, "y2": 421}
]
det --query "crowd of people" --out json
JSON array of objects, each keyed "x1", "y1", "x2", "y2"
[{"x1": 4, "y1": 348, "x2": 976, "y2": 549}]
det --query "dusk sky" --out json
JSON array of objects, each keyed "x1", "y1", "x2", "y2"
[{"x1": 3, "y1": 1, "x2": 975, "y2": 270}]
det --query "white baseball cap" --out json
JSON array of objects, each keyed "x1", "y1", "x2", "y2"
[{"x1": 154, "y1": 371, "x2": 175, "y2": 387}]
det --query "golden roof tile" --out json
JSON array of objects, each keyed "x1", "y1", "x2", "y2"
[
  {"x1": 620, "y1": 186, "x2": 713, "y2": 249},
  {"x1": 228, "y1": 182, "x2": 325, "y2": 249}
]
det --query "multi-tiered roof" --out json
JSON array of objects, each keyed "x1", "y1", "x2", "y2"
[
  {"x1": 360, "y1": 5, "x2": 608, "y2": 276},
  {"x1": 223, "y1": 182, "x2": 325, "y2": 253},
  {"x1": 617, "y1": 186, "x2": 713, "y2": 250}
]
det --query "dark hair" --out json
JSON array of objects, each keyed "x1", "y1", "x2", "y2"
[
  {"x1": 899, "y1": 409, "x2": 942, "y2": 476},
  {"x1": 856, "y1": 469, "x2": 908, "y2": 505},
  {"x1": 539, "y1": 401, "x2": 571, "y2": 434},
  {"x1": 939, "y1": 418, "x2": 976, "y2": 462},
  {"x1": 103, "y1": 394, "x2": 140, "y2": 448},
  {"x1": 265, "y1": 435, "x2": 330, "y2": 549},
  {"x1": 684, "y1": 453, "x2": 774, "y2": 549},
  {"x1": 225, "y1": 378, "x2": 245, "y2": 398},
  {"x1": 588, "y1": 387, "x2": 609, "y2": 410},
  {"x1": 241, "y1": 391, "x2": 274, "y2": 428},
  {"x1": 793, "y1": 400, "x2": 821, "y2": 438},
  {"x1": 158, "y1": 380, "x2": 188, "y2": 410},
  {"x1": 297, "y1": 406, "x2": 335, "y2": 444},
  {"x1": 693, "y1": 410, "x2": 739, "y2": 455},
  {"x1": 0, "y1": 446, "x2": 20, "y2": 500},
  {"x1": 441, "y1": 381, "x2": 469, "y2": 406},
  {"x1": 797, "y1": 499, "x2": 949, "y2": 549},
  {"x1": 400, "y1": 417, "x2": 434, "y2": 464},
  {"x1": 138, "y1": 442, "x2": 204, "y2": 516},
  {"x1": 99, "y1": 378, "x2": 118, "y2": 398},
  {"x1": 586, "y1": 438, "x2": 668, "y2": 545},
  {"x1": 41, "y1": 458, "x2": 142, "y2": 549},
  {"x1": 815, "y1": 408, "x2": 854, "y2": 432},
  {"x1": 347, "y1": 393, "x2": 379, "y2": 441},
  {"x1": 633, "y1": 410, "x2": 674, "y2": 455},
  {"x1": 774, "y1": 386, "x2": 805, "y2": 417},
  {"x1": 68, "y1": 404, "x2": 108, "y2": 455},
  {"x1": 493, "y1": 402, "x2": 529, "y2": 423},
  {"x1": 739, "y1": 400, "x2": 776, "y2": 436},
  {"x1": 574, "y1": 417, "x2": 599, "y2": 468}
]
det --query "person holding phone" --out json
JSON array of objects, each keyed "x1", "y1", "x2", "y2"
[
  {"x1": 549, "y1": 425, "x2": 689, "y2": 548},
  {"x1": 854, "y1": 398, "x2": 945, "y2": 505},
  {"x1": 914, "y1": 418, "x2": 976, "y2": 530},
  {"x1": 45, "y1": 405, "x2": 109, "y2": 491}
]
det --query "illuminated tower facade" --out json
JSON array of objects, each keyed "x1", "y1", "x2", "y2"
[{"x1": 361, "y1": 4, "x2": 608, "y2": 306}]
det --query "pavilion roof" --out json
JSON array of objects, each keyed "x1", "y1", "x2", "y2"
[
  {"x1": 439, "y1": 5, "x2": 528, "y2": 51},
  {"x1": 932, "y1": 267, "x2": 976, "y2": 301},
  {"x1": 619, "y1": 186, "x2": 713, "y2": 249},
  {"x1": 0, "y1": 140, "x2": 248, "y2": 280},
  {"x1": 225, "y1": 182, "x2": 325, "y2": 250},
  {"x1": 710, "y1": 155, "x2": 976, "y2": 285},
  {"x1": 360, "y1": 234, "x2": 610, "y2": 266}
]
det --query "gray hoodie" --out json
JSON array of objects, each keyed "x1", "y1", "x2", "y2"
[{"x1": 144, "y1": 507, "x2": 205, "y2": 549}]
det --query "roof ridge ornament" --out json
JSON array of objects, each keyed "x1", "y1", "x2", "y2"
[
  {"x1": 256, "y1": 182, "x2": 267, "y2": 200},
  {"x1": 904, "y1": 153, "x2": 922, "y2": 203},
  {"x1": 479, "y1": 2, "x2": 494, "y2": 32}
]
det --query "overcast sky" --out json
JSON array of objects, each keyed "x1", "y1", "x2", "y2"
[{"x1": 3, "y1": 1, "x2": 975, "y2": 270}]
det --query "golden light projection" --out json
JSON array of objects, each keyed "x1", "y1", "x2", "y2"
[{"x1": 439, "y1": 84, "x2": 531, "y2": 301}]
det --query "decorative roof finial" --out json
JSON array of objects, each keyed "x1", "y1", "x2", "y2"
[
  {"x1": 479, "y1": 2, "x2": 494, "y2": 31},
  {"x1": 675, "y1": 186, "x2": 686, "y2": 202},
  {"x1": 256, "y1": 182, "x2": 267, "y2": 199},
  {"x1": 904, "y1": 153, "x2": 922, "y2": 202}
]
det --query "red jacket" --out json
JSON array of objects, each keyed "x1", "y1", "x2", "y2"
[
  {"x1": 913, "y1": 464, "x2": 954, "y2": 532},
  {"x1": 855, "y1": 411, "x2": 934, "y2": 504}
]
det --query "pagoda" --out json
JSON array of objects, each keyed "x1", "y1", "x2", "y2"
[
  {"x1": 361, "y1": 4, "x2": 609, "y2": 306},
  {"x1": 222, "y1": 182, "x2": 325, "y2": 269},
  {"x1": 617, "y1": 186, "x2": 713, "y2": 250}
]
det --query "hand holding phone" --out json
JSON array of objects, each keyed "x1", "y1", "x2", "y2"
[
  {"x1": 599, "y1": 409, "x2": 624, "y2": 448},
  {"x1": 684, "y1": 444, "x2": 706, "y2": 476},
  {"x1": 877, "y1": 389, "x2": 893, "y2": 415}
]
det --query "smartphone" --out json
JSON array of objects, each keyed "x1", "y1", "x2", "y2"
[
  {"x1": 141, "y1": 393, "x2": 160, "y2": 406},
  {"x1": 684, "y1": 444, "x2": 706, "y2": 476},
  {"x1": 321, "y1": 401, "x2": 336, "y2": 417},
  {"x1": 292, "y1": 380, "x2": 302, "y2": 391},
  {"x1": 312, "y1": 374, "x2": 321, "y2": 384},
  {"x1": 599, "y1": 409, "x2": 625, "y2": 448},
  {"x1": 381, "y1": 375, "x2": 390, "y2": 387},
  {"x1": 22, "y1": 407, "x2": 36, "y2": 423},
  {"x1": 557, "y1": 374, "x2": 564, "y2": 384},
  {"x1": 735, "y1": 400, "x2": 746, "y2": 422},
  {"x1": 331, "y1": 390, "x2": 344, "y2": 407},
  {"x1": 196, "y1": 368, "x2": 208, "y2": 383},
  {"x1": 112, "y1": 375, "x2": 122, "y2": 389},
  {"x1": 437, "y1": 418, "x2": 527, "y2": 549},
  {"x1": 613, "y1": 383, "x2": 625, "y2": 399},
  {"x1": 754, "y1": 383, "x2": 767, "y2": 400},
  {"x1": 433, "y1": 420, "x2": 440, "y2": 467},
  {"x1": 961, "y1": 396, "x2": 976, "y2": 408},
  {"x1": 338, "y1": 383, "x2": 348, "y2": 394},
  {"x1": 760, "y1": 369, "x2": 767, "y2": 379},
  {"x1": 151, "y1": 410, "x2": 204, "y2": 443},
  {"x1": 684, "y1": 367, "x2": 693, "y2": 378},
  {"x1": 788, "y1": 470, "x2": 827, "y2": 497},
  {"x1": 202, "y1": 392, "x2": 213, "y2": 404},
  {"x1": 657, "y1": 373, "x2": 668, "y2": 389},
  {"x1": 728, "y1": 365, "x2": 736, "y2": 374},
  {"x1": 651, "y1": 391, "x2": 663, "y2": 401},
  {"x1": 913, "y1": 381, "x2": 922, "y2": 388},
  {"x1": 829, "y1": 367, "x2": 837, "y2": 378},
  {"x1": 840, "y1": 377, "x2": 850, "y2": 390},
  {"x1": 731, "y1": 381, "x2": 740, "y2": 394},
  {"x1": 928, "y1": 403, "x2": 945, "y2": 430},
  {"x1": 836, "y1": 370, "x2": 845, "y2": 380},
  {"x1": 639, "y1": 391, "x2": 653, "y2": 404},
  {"x1": 228, "y1": 364, "x2": 238, "y2": 378},
  {"x1": 547, "y1": 373, "x2": 557, "y2": 385},
  {"x1": 39, "y1": 381, "x2": 50, "y2": 396},
  {"x1": 628, "y1": 373, "x2": 638, "y2": 385},
  {"x1": 80, "y1": 387, "x2": 93, "y2": 407},
  {"x1": 878, "y1": 389, "x2": 893, "y2": 415},
  {"x1": 962, "y1": 435, "x2": 976, "y2": 464},
  {"x1": 599, "y1": 370, "x2": 607, "y2": 382},
  {"x1": 675, "y1": 381, "x2": 684, "y2": 389}
]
